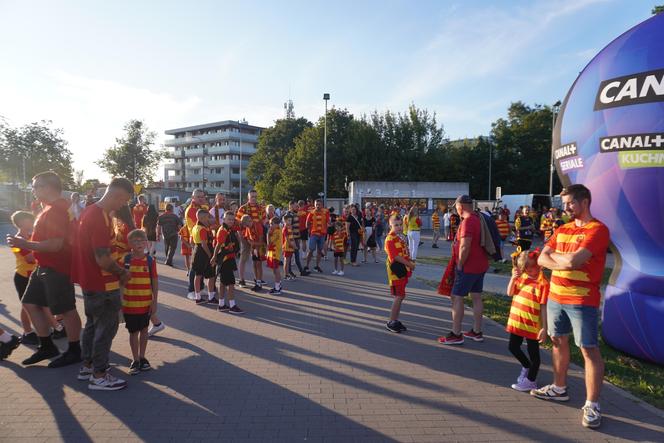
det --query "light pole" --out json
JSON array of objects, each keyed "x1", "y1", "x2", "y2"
[
  {"x1": 323, "y1": 93, "x2": 330, "y2": 206},
  {"x1": 548, "y1": 100, "x2": 562, "y2": 196},
  {"x1": 487, "y1": 138, "x2": 492, "y2": 200}
]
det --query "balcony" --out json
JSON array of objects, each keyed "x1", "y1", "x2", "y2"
[{"x1": 164, "y1": 131, "x2": 259, "y2": 147}]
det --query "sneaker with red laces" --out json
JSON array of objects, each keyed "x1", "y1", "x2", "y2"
[
  {"x1": 463, "y1": 329, "x2": 484, "y2": 342},
  {"x1": 437, "y1": 332, "x2": 464, "y2": 345}
]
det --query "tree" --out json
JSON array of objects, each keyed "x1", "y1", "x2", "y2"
[
  {"x1": 247, "y1": 117, "x2": 311, "y2": 203},
  {"x1": 0, "y1": 120, "x2": 75, "y2": 188},
  {"x1": 489, "y1": 102, "x2": 560, "y2": 197},
  {"x1": 97, "y1": 119, "x2": 162, "y2": 185},
  {"x1": 652, "y1": 5, "x2": 664, "y2": 14}
]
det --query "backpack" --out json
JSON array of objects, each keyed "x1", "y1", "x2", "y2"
[
  {"x1": 477, "y1": 211, "x2": 503, "y2": 261},
  {"x1": 123, "y1": 253, "x2": 154, "y2": 289}
]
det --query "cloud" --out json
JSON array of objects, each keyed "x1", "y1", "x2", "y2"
[{"x1": 392, "y1": 0, "x2": 608, "y2": 103}]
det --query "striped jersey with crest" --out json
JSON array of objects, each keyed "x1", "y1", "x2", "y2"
[
  {"x1": 506, "y1": 273, "x2": 549, "y2": 340},
  {"x1": 122, "y1": 255, "x2": 156, "y2": 314},
  {"x1": 546, "y1": 220, "x2": 609, "y2": 307},
  {"x1": 384, "y1": 231, "x2": 411, "y2": 286}
]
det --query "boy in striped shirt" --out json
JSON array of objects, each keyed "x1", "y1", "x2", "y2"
[{"x1": 122, "y1": 229, "x2": 158, "y2": 375}]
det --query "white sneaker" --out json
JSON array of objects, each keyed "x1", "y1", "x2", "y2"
[
  {"x1": 186, "y1": 291, "x2": 196, "y2": 300},
  {"x1": 148, "y1": 322, "x2": 166, "y2": 337},
  {"x1": 88, "y1": 372, "x2": 127, "y2": 391},
  {"x1": 338, "y1": 271, "x2": 344, "y2": 276},
  {"x1": 331, "y1": 270, "x2": 339, "y2": 275},
  {"x1": 517, "y1": 367, "x2": 528, "y2": 384},
  {"x1": 77, "y1": 365, "x2": 93, "y2": 381}
]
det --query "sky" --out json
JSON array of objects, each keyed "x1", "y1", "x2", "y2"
[{"x1": 0, "y1": 0, "x2": 657, "y2": 182}]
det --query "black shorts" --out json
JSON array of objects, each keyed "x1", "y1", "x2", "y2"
[
  {"x1": 334, "y1": 251, "x2": 345, "y2": 258},
  {"x1": 22, "y1": 266, "x2": 76, "y2": 315},
  {"x1": 300, "y1": 230, "x2": 309, "y2": 241},
  {"x1": 14, "y1": 273, "x2": 29, "y2": 301},
  {"x1": 192, "y1": 246, "x2": 216, "y2": 278},
  {"x1": 124, "y1": 312, "x2": 150, "y2": 333},
  {"x1": 217, "y1": 259, "x2": 237, "y2": 286},
  {"x1": 327, "y1": 226, "x2": 335, "y2": 236}
]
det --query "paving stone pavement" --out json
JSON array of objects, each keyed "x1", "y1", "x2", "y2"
[{"x1": 0, "y1": 227, "x2": 662, "y2": 442}]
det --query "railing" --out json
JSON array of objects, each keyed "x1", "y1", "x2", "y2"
[{"x1": 164, "y1": 131, "x2": 259, "y2": 147}]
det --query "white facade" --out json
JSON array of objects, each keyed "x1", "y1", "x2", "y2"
[{"x1": 163, "y1": 120, "x2": 263, "y2": 197}]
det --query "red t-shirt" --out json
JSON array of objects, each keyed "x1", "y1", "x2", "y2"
[
  {"x1": 547, "y1": 220, "x2": 609, "y2": 307},
  {"x1": 72, "y1": 204, "x2": 120, "y2": 292},
  {"x1": 132, "y1": 203, "x2": 147, "y2": 229},
  {"x1": 31, "y1": 198, "x2": 72, "y2": 275},
  {"x1": 453, "y1": 213, "x2": 489, "y2": 274}
]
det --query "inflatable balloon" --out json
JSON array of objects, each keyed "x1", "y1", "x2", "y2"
[{"x1": 552, "y1": 13, "x2": 664, "y2": 365}]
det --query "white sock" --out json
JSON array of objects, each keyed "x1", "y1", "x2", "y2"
[
  {"x1": 553, "y1": 385, "x2": 567, "y2": 393},
  {"x1": 276, "y1": 282, "x2": 281, "y2": 290},
  {"x1": 54, "y1": 323, "x2": 64, "y2": 332},
  {"x1": 0, "y1": 332, "x2": 12, "y2": 343},
  {"x1": 229, "y1": 300, "x2": 236, "y2": 308},
  {"x1": 194, "y1": 292, "x2": 201, "y2": 300},
  {"x1": 584, "y1": 400, "x2": 600, "y2": 410},
  {"x1": 208, "y1": 292, "x2": 216, "y2": 301}
]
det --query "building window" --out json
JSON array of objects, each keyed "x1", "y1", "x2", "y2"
[
  {"x1": 193, "y1": 168, "x2": 200, "y2": 174},
  {"x1": 232, "y1": 168, "x2": 240, "y2": 174}
]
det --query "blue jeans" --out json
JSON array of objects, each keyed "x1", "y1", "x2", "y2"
[
  {"x1": 547, "y1": 299, "x2": 599, "y2": 348},
  {"x1": 308, "y1": 234, "x2": 325, "y2": 252}
]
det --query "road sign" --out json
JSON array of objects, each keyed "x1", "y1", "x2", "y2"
[
  {"x1": 496, "y1": 186, "x2": 502, "y2": 200},
  {"x1": 133, "y1": 184, "x2": 143, "y2": 195}
]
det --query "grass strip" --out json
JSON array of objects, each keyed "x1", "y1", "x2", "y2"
[{"x1": 416, "y1": 277, "x2": 664, "y2": 410}]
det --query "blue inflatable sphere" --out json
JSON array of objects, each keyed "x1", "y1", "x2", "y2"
[{"x1": 553, "y1": 13, "x2": 664, "y2": 364}]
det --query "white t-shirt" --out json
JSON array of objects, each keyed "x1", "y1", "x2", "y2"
[{"x1": 443, "y1": 212, "x2": 451, "y2": 227}]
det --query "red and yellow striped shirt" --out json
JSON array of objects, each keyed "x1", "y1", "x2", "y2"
[
  {"x1": 431, "y1": 212, "x2": 440, "y2": 230},
  {"x1": 495, "y1": 219, "x2": 510, "y2": 240},
  {"x1": 122, "y1": 255, "x2": 156, "y2": 315},
  {"x1": 331, "y1": 231, "x2": 347, "y2": 253},
  {"x1": 306, "y1": 209, "x2": 330, "y2": 236},
  {"x1": 267, "y1": 226, "x2": 283, "y2": 260},
  {"x1": 13, "y1": 246, "x2": 36, "y2": 278},
  {"x1": 547, "y1": 220, "x2": 609, "y2": 307},
  {"x1": 282, "y1": 225, "x2": 295, "y2": 253},
  {"x1": 506, "y1": 274, "x2": 549, "y2": 340},
  {"x1": 385, "y1": 231, "x2": 411, "y2": 286}
]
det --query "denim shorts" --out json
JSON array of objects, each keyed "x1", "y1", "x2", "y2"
[
  {"x1": 547, "y1": 299, "x2": 599, "y2": 348},
  {"x1": 451, "y1": 269, "x2": 485, "y2": 297},
  {"x1": 308, "y1": 234, "x2": 326, "y2": 252}
]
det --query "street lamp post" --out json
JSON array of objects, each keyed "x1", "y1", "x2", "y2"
[
  {"x1": 488, "y1": 139, "x2": 492, "y2": 200},
  {"x1": 548, "y1": 100, "x2": 562, "y2": 196},
  {"x1": 323, "y1": 93, "x2": 330, "y2": 206}
]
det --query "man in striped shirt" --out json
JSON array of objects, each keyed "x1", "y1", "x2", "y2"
[{"x1": 533, "y1": 184, "x2": 609, "y2": 429}]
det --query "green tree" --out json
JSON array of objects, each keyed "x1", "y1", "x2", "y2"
[
  {"x1": 97, "y1": 119, "x2": 162, "y2": 185},
  {"x1": 0, "y1": 120, "x2": 75, "y2": 188},
  {"x1": 490, "y1": 102, "x2": 560, "y2": 197},
  {"x1": 652, "y1": 5, "x2": 664, "y2": 14},
  {"x1": 247, "y1": 117, "x2": 311, "y2": 203}
]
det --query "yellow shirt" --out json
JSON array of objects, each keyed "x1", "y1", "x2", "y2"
[{"x1": 14, "y1": 247, "x2": 36, "y2": 278}]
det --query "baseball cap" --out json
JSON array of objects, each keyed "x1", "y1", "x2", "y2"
[{"x1": 455, "y1": 195, "x2": 473, "y2": 205}]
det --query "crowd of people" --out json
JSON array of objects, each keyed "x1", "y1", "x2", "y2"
[{"x1": 1, "y1": 171, "x2": 609, "y2": 428}]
